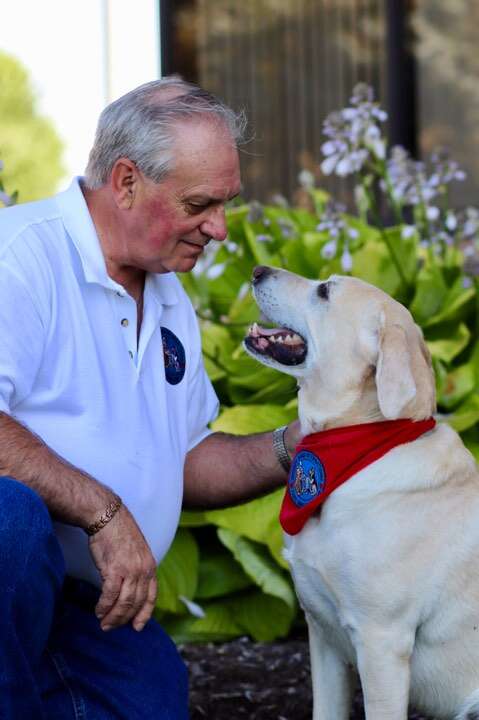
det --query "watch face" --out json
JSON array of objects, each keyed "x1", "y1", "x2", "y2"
[
  {"x1": 161, "y1": 327, "x2": 186, "y2": 385},
  {"x1": 288, "y1": 450, "x2": 325, "y2": 507}
]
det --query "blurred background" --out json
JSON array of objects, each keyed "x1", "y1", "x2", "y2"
[{"x1": 1, "y1": 0, "x2": 478, "y2": 208}]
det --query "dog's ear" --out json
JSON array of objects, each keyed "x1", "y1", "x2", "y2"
[{"x1": 376, "y1": 309, "x2": 436, "y2": 420}]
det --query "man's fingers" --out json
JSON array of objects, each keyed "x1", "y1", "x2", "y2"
[
  {"x1": 132, "y1": 575, "x2": 158, "y2": 632},
  {"x1": 95, "y1": 575, "x2": 122, "y2": 619},
  {"x1": 100, "y1": 576, "x2": 138, "y2": 630}
]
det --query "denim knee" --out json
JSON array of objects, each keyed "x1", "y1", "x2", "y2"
[{"x1": 0, "y1": 476, "x2": 63, "y2": 586}]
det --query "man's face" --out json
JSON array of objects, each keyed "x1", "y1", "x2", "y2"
[{"x1": 122, "y1": 120, "x2": 242, "y2": 274}]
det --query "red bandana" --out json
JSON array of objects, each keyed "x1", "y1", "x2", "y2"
[{"x1": 280, "y1": 417, "x2": 436, "y2": 535}]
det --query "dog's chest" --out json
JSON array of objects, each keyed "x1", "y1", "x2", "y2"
[{"x1": 284, "y1": 522, "x2": 358, "y2": 663}]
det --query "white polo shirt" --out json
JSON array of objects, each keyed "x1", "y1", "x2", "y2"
[{"x1": 0, "y1": 178, "x2": 219, "y2": 586}]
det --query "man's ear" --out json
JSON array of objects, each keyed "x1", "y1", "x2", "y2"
[{"x1": 110, "y1": 158, "x2": 139, "y2": 210}]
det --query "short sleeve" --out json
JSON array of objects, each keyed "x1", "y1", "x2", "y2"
[
  {"x1": 0, "y1": 261, "x2": 46, "y2": 413},
  {"x1": 183, "y1": 304, "x2": 219, "y2": 451},
  {"x1": 186, "y1": 353, "x2": 219, "y2": 451}
]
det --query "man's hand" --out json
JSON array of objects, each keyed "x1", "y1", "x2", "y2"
[{"x1": 88, "y1": 504, "x2": 158, "y2": 632}]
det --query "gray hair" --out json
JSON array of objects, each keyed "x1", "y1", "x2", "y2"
[{"x1": 84, "y1": 76, "x2": 246, "y2": 189}]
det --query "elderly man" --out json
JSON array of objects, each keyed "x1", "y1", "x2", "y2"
[{"x1": 0, "y1": 77, "x2": 298, "y2": 718}]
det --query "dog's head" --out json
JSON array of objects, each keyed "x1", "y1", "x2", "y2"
[{"x1": 244, "y1": 266, "x2": 436, "y2": 432}]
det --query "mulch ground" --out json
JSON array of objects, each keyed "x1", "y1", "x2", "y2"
[{"x1": 181, "y1": 635, "x2": 434, "y2": 720}]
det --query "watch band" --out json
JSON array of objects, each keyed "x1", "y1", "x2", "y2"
[
  {"x1": 273, "y1": 425, "x2": 292, "y2": 473},
  {"x1": 85, "y1": 495, "x2": 122, "y2": 536}
]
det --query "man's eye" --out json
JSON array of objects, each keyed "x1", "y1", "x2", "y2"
[{"x1": 187, "y1": 203, "x2": 208, "y2": 214}]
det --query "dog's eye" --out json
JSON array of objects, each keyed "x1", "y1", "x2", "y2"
[{"x1": 317, "y1": 282, "x2": 329, "y2": 300}]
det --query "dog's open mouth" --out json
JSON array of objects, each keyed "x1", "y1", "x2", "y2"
[{"x1": 244, "y1": 322, "x2": 307, "y2": 365}]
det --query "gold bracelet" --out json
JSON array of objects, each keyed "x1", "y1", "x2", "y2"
[
  {"x1": 85, "y1": 495, "x2": 122, "y2": 536},
  {"x1": 272, "y1": 425, "x2": 292, "y2": 473}
]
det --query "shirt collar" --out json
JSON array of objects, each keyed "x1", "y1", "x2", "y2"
[{"x1": 56, "y1": 177, "x2": 179, "y2": 306}]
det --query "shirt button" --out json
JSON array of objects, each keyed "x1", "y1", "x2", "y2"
[{"x1": 121, "y1": 318, "x2": 129, "y2": 327}]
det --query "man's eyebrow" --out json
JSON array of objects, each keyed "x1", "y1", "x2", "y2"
[{"x1": 186, "y1": 188, "x2": 243, "y2": 204}]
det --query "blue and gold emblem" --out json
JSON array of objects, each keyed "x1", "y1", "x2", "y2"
[
  {"x1": 288, "y1": 450, "x2": 325, "y2": 507},
  {"x1": 161, "y1": 327, "x2": 186, "y2": 385}
]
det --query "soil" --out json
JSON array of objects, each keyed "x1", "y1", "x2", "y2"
[{"x1": 181, "y1": 635, "x2": 435, "y2": 720}]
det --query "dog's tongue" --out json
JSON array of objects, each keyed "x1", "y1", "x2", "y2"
[
  {"x1": 249, "y1": 322, "x2": 284, "y2": 337},
  {"x1": 248, "y1": 322, "x2": 303, "y2": 344}
]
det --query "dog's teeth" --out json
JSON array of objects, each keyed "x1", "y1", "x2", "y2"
[
  {"x1": 270, "y1": 336, "x2": 277, "y2": 343},
  {"x1": 277, "y1": 336, "x2": 284, "y2": 343},
  {"x1": 249, "y1": 322, "x2": 260, "y2": 337}
]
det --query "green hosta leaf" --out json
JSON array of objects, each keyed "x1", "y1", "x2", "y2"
[
  {"x1": 207, "y1": 260, "x2": 251, "y2": 316},
  {"x1": 425, "y1": 323, "x2": 470, "y2": 363},
  {"x1": 352, "y1": 229, "x2": 412, "y2": 298},
  {"x1": 212, "y1": 403, "x2": 296, "y2": 436},
  {"x1": 231, "y1": 590, "x2": 295, "y2": 641},
  {"x1": 217, "y1": 528, "x2": 296, "y2": 610},
  {"x1": 409, "y1": 265, "x2": 448, "y2": 325},
  {"x1": 281, "y1": 235, "x2": 319, "y2": 277},
  {"x1": 162, "y1": 590, "x2": 295, "y2": 643},
  {"x1": 226, "y1": 356, "x2": 297, "y2": 405},
  {"x1": 422, "y1": 276, "x2": 475, "y2": 328},
  {"x1": 242, "y1": 220, "x2": 277, "y2": 266},
  {"x1": 204, "y1": 488, "x2": 286, "y2": 567},
  {"x1": 161, "y1": 599, "x2": 243, "y2": 643},
  {"x1": 462, "y1": 437, "x2": 479, "y2": 463},
  {"x1": 441, "y1": 395, "x2": 479, "y2": 432},
  {"x1": 201, "y1": 322, "x2": 236, "y2": 374},
  {"x1": 470, "y1": 341, "x2": 479, "y2": 385},
  {"x1": 437, "y1": 362, "x2": 475, "y2": 410},
  {"x1": 156, "y1": 529, "x2": 199, "y2": 614},
  {"x1": 227, "y1": 286, "x2": 258, "y2": 326},
  {"x1": 179, "y1": 510, "x2": 209, "y2": 527},
  {"x1": 196, "y1": 546, "x2": 253, "y2": 599}
]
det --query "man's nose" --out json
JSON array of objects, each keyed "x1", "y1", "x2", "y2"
[{"x1": 200, "y1": 206, "x2": 227, "y2": 242}]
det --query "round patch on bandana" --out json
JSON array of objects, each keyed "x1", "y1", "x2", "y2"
[
  {"x1": 161, "y1": 327, "x2": 185, "y2": 385},
  {"x1": 288, "y1": 450, "x2": 325, "y2": 507}
]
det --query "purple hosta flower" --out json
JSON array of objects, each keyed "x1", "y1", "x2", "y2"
[
  {"x1": 384, "y1": 146, "x2": 426, "y2": 205},
  {"x1": 426, "y1": 206, "x2": 440, "y2": 222},
  {"x1": 429, "y1": 148, "x2": 466, "y2": 186},
  {"x1": 321, "y1": 239, "x2": 337, "y2": 259},
  {"x1": 460, "y1": 207, "x2": 479, "y2": 240},
  {"x1": 256, "y1": 234, "x2": 273, "y2": 243},
  {"x1": 341, "y1": 245, "x2": 353, "y2": 272},
  {"x1": 445, "y1": 211, "x2": 457, "y2": 232},
  {"x1": 271, "y1": 193, "x2": 289, "y2": 208},
  {"x1": 206, "y1": 262, "x2": 226, "y2": 280},
  {"x1": 316, "y1": 201, "x2": 347, "y2": 236},
  {"x1": 462, "y1": 276, "x2": 474, "y2": 289},
  {"x1": 321, "y1": 83, "x2": 387, "y2": 178},
  {"x1": 298, "y1": 169, "x2": 315, "y2": 189},
  {"x1": 278, "y1": 217, "x2": 296, "y2": 239},
  {"x1": 0, "y1": 189, "x2": 14, "y2": 207},
  {"x1": 401, "y1": 225, "x2": 417, "y2": 240},
  {"x1": 225, "y1": 240, "x2": 238, "y2": 253},
  {"x1": 247, "y1": 201, "x2": 264, "y2": 223}
]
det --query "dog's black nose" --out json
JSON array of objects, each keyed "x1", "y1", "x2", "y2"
[{"x1": 252, "y1": 265, "x2": 271, "y2": 284}]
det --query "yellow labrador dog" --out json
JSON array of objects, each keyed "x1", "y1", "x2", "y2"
[{"x1": 244, "y1": 265, "x2": 479, "y2": 720}]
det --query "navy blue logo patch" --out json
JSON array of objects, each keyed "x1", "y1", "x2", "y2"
[
  {"x1": 161, "y1": 327, "x2": 185, "y2": 385},
  {"x1": 288, "y1": 450, "x2": 325, "y2": 507}
]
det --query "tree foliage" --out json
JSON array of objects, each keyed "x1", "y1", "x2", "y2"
[{"x1": 0, "y1": 51, "x2": 64, "y2": 203}]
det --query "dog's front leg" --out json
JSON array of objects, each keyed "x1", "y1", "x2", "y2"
[
  {"x1": 353, "y1": 625, "x2": 413, "y2": 720},
  {"x1": 306, "y1": 614, "x2": 354, "y2": 720}
]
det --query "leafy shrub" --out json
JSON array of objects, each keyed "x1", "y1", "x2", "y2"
[{"x1": 155, "y1": 84, "x2": 479, "y2": 643}]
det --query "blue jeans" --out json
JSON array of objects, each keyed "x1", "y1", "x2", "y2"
[{"x1": 0, "y1": 476, "x2": 189, "y2": 719}]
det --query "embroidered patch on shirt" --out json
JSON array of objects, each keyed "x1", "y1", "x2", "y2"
[
  {"x1": 161, "y1": 327, "x2": 186, "y2": 385},
  {"x1": 288, "y1": 450, "x2": 325, "y2": 507}
]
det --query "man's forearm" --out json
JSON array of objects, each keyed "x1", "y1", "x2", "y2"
[
  {"x1": 0, "y1": 412, "x2": 116, "y2": 529},
  {"x1": 183, "y1": 423, "x2": 299, "y2": 508}
]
